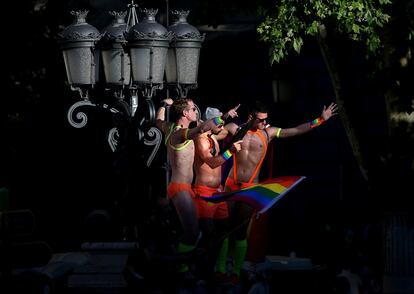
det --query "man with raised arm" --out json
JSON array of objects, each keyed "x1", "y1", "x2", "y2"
[
  {"x1": 192, "y1": 107, "x2": 242, "y2": 282},
  {"x1": 219, "y1": 100, "x2": 338, "y2": 283},
  {"x1": 155, "y1": 98, "x2": 239, "y2": 278}
]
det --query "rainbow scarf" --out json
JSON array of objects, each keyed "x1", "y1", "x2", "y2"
[{"x1": 200, "y1": 176, "x2": 306, "y2": 214}]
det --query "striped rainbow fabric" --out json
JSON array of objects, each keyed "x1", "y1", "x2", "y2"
[{"x1": 200, "y1": 176, "x2": 306, "y2": 214}]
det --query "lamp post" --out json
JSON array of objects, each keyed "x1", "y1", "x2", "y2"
[
  {"x1": 57, "y1": 2, "x2": 204, "y2": 167},
  {"x1": 57, "y1": 2, "x2": 204, "y2": 241}
]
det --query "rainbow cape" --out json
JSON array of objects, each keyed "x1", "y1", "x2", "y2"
[{"x1": 200, "y1": 176, "x2": 306, "y2": 214}]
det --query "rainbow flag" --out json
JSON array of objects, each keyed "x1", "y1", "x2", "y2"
[{"x1": 200, "y1": 176, "x2": 306, "y2": 214}]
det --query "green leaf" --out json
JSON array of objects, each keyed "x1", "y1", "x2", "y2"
[
  {"x1": 293, "y1": 37, "x2": 303, "y2": 53},
  {"x1": 352, "y1": 23, "x2": 360, "y2": 33}
]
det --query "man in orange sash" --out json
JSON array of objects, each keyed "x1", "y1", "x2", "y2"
[{"x1": 220, "y1": 100, "x2": 338, "y2": 283}]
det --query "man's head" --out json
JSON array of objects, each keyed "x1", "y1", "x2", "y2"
[
  {"x1": 171, "y1": 98, "x2": 198, "y2": 123},
  {"x1": 203, "y1": 107, "x2": 224, "y2": 134},
  {"x1": 248, "y1": 100, "x2": 269, "y2": 130}
]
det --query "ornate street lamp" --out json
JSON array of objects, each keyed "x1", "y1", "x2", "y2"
[
  {"x1": 58, "y1": 10, "x2": 101, "y2": 99},
  {"x1": 57, "y1": 2, "x2": 206, "y2": 242},
  {"x1": 125, "y1": 8, "x2": 172, "y2": 99},
  {"x1": 57, "y1": 2, "x2": 204, "y2": 167},
  {"x1": 100, "y1": 11, "x2": 131, "y2": 89},
  {"x1": 166, "y1": 10, "x2": 205, "y2": 98}
]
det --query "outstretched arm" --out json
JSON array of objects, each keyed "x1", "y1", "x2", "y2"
[
  {"x1": 269, "y1": 102, "x2": 338, "y2": 138},
  {"x1": 186, "y1": 103, "x2": 241, "y2": 140},
  {"x1": 169, "y1": 103, "x2": 242, "y2": 145}
]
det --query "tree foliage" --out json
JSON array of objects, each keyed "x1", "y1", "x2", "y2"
[
  {"x1": 257, "y1": 0, "x2": 414, "y2": 186},
  {"x1": 257, "y1": 0, "x2": 392, "y2": 63}
]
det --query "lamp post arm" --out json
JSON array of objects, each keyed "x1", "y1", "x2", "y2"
[
  {"x1": 67, "y1": 100, "x2": 120, "y2": 129},
  {"x1": 144, "y1": 127, "x2": 162, "y2": 167}
]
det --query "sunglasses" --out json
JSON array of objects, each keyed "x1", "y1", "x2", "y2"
[{"x1": 255, "y1": 117, "x2": 267, "y2": 123}]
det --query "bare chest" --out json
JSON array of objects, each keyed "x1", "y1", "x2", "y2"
[{"x1": 241, "y1": 132, "x2": 266, "y2": 153}]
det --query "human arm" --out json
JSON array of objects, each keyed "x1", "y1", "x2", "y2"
[
  {"x1": 222, "y1": 104, "x2": 240, "y2": 120},
  {"x1": 195, "y1": 136, "x2": 242, "y2": 169},
  {"x1": 268, "y1": 102, "x2": 338, "y2": 138},
  {"x1": 214, "y1": 122, "x2": 239, "y2": 141},
  {"x1": 203, "y1": 103, "x2": 240, "y2": 131},
  {"x1": 182, "y1": 104, "x2": 241, "y2": 141},
  {"x1": 155, "y1": 98, "x2": 174, "y2": 133}
]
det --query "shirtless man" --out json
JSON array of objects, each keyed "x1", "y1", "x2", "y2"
[
  {"x1": 155, "y1": 98, "x2": 239, "y2": 275},
  {"x1": 221, "y1": 100, "x2": 338, "y2": 281},
  {"x1": 192, "y1": 107, "x2": 242, "y2": 280}
]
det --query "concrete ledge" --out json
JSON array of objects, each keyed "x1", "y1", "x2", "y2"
[{"x1": 257, "y1": 255, "x2": 314, "y2": 272}]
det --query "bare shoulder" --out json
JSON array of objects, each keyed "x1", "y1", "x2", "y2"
[
  {"x1": 194, "y1": 132, "x2": 207, "y2": 142},
  {"x1": 266, "y1": 126, "x2": 282, "y2": 139}
]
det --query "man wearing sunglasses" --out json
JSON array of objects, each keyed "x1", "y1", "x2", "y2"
[
  {"x1": 192, "y1": 106, "x2": 243, "y2": 283},
  {"x1": 156, "y1": 98, "x2": 239, "y2": 282},
  {"x1": 218, "y1": 100, "x2": 338, "y2": 284}
]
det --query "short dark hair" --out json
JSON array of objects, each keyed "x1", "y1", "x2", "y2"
[{"x1": 248, "y1": 100, "x2": 268, "y2": 116}]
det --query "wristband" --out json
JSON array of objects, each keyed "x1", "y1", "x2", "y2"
[
  {"x1": 222, "y1": 149, "x2": 233, "y2": 160},
  {"x1": 310, "y1": 117, "x2": 325, "y2": 129},
  {"x1": 213, "y1": 116, "x2": 224, "y2": 126}
]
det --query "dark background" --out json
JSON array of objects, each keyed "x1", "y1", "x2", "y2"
[{"x1": 1, "y1": 1, "x2": 389, "y2": 278}]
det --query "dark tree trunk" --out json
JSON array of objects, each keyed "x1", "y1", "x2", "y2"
[{"x1": 317, "y1": 24, "x2": 369, "y2": 181}]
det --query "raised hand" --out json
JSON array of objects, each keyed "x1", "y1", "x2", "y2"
[
  {"x1": 321, "y1": 102, "x2": 338, "y2": 120},
  {"x1": 225, "y1": 104, "x2": 241, "y2": 119},
  {"x1": 230, "y1": 140, "x2": 243, "y2": 154},
  {"x1": 162, "y1": 98, "x2": 174, "y2": 106}
]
